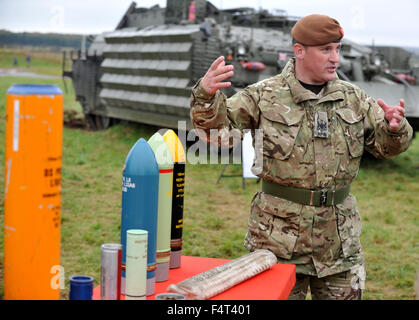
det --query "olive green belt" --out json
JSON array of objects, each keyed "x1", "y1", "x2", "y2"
[{"x1": 261, "y1": 180, "x2": 351, "y2": 207}]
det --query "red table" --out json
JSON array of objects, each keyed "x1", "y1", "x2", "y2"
[{"x1": 93, "y1": 256, "x2": 295, "y2": 300}]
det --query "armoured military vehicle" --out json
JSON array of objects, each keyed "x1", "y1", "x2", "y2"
[{"x1": 63, "y1": 0, "x2": 419, "y2": 132}]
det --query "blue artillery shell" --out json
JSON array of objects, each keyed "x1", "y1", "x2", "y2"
[{"x1": 120, "y1": 138, "x2": 159, "y2": 280}]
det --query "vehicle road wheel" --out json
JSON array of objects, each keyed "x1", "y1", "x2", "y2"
[
  {"x1": 85, "y1": 114, "x2": 98, "y2": 130},
  {"x1": 95, "y1": 115, "x2": 111, "y2": 130}
]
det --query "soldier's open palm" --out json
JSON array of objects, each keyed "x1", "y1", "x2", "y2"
[{"x1": 201, "y1": 56, "x2": 234, "y2": 96}]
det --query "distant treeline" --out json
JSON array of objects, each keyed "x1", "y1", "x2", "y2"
[{"x1": 0, "y1": 30, "x2": 86, "y2": 49}]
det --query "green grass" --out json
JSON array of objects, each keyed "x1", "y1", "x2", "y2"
[
  {"x1": 0, "y1": 47, "x2": 65, "y2": 76},
  {"x1": 0, "y1": 50, "x2": 418, "y2": 300}
]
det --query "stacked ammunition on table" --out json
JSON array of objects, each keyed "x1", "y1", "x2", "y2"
[{"x1": 98, "y1": 131, "x2": 186, "y2": 299}]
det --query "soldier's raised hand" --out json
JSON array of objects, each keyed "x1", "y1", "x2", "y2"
[
  {"x1": 201, "y1": 56, "x2": 234, "y2": 96},
  {"x1": 377, "y1": 98, "x2": 406, "y2": 131}
]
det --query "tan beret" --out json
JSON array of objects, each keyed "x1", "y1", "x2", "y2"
[{"x1": 291, "y1": 14, "x2": 344, "y2": 46}]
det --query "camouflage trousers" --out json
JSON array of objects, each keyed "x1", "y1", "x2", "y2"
[{"x1": 288, "y1": 270, "x2": 363, "y2": 300}]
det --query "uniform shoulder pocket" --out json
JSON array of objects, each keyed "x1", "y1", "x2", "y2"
[
  {"x1": 260, "y1": 102, "x2": 305, "y2": 160},
  {"x1": 260, "y1": 103, "x2": 305, "y2": 125}
]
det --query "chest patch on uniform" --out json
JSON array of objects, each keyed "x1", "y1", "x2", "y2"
[{"x1": 314, "y1": 111, "x2": 329, "y2": 139}]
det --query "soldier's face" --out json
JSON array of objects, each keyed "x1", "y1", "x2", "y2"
[{"x1": 299, "y1": 42, "x2": 341, "y2": 84}]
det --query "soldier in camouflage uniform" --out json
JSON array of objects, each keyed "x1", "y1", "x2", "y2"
[{"x1": 189, "y1": 14, "x2": 413, "y2": 300}]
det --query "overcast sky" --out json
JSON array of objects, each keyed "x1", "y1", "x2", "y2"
[{"x1": 0, "y1": 0, "x2": 418, "y2": 47}]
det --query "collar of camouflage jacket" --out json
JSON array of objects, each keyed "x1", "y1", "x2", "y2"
[{"x1": 282, "y1": 58, "x2": 346, "y2": 105}]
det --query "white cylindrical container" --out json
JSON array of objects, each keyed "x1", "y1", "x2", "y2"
[
  {"x1": 100, "y1": 243, "x2": 122, "y2": 300},
  {"x1": 125, "y1": 229, "x2": 148, "y2": 300}
]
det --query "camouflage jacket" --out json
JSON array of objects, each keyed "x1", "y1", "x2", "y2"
[{"x1": 190, "y1": 58, "x2": 413, "y2": 277}]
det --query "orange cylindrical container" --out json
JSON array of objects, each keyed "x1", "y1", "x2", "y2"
[{"x1": 4, "y1": 84, "x2": 63, "y2": 300}]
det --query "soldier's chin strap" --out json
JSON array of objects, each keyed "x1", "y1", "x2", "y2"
[{"x1": 350, "y1": 264, "x2": 366, "y2": 290}]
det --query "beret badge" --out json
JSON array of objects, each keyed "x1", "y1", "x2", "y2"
[{"x1": 339, "y1": 28, "x2": 344, "y2": 40}]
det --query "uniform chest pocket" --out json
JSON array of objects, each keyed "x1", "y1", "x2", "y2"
[
  {"x1": 335, "y1": 108, "x2": 365, "y2": 158},
  {"x1": 260, "y1": 103, "x2": 305, "y2": 160}
]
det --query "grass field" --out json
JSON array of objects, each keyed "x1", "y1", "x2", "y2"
[
  {"x1": 0, "y1": 47, "x2": 67, "y2": 76},
  {"x1": 0, "y1": 49, "x2": 418, "y2": 300}
]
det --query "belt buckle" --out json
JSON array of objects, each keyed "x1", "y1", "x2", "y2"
[{"x1": 320, "y1": 190, "x2": 327, "y2": 206}]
